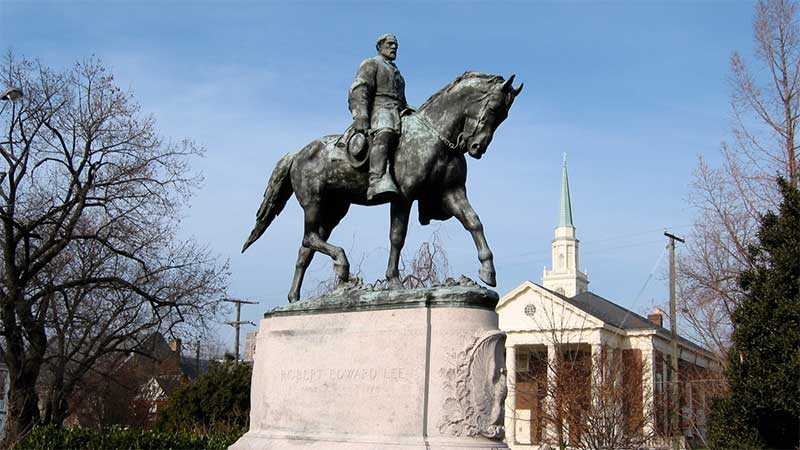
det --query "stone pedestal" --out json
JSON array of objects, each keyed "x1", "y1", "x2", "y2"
[{"x1": 230, "y1": 285, "x2": 509, "y2": 450}]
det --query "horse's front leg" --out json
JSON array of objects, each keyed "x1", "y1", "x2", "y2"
[
  {"x1": 386, "y1": 200, "x2": 411, "y2": 288},
  {"x1": 443, "y1": 187, "x2": 496, "y2": 286}
]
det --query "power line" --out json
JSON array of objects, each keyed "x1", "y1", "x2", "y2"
[
  {"x1": 582, "y1": 239, "x2": 665, "y2": 256},
  {"x1": 632, "y1": 246, "x2": 668, "y2": 305},
  {"x1": 505, "y1": 238, "x2": 667, "y2": 265},
  {"x1": 507, "y1": 225, "x2": 691, "y2": 260},
  {"x1": 610, "y1": 245, "x2": 666, "y2": 338}
]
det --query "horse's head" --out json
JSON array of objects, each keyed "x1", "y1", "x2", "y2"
[
  {"x1": 418, "y1": 72, "x2": 523, "y2": 158},
  {"x1": 459, "y1": 73, "x2": 523, "y2": 159}
]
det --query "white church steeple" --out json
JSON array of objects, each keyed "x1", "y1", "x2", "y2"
[{"x1": 542, "y1": 155, "x2": 589, "y2": 297}]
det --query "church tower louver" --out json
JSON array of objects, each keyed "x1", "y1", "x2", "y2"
[{"x1": 542, "y1": 155, "x2": 589, "y2": 297}]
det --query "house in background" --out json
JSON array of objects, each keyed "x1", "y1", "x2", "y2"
[
  {"x1": 65, "y1": 332, "x2": 212, "y2": 427},
  {"x1": 497, "y1": 159, "x2": 722, "y2": 449},
  {"x1": 139, "y1": 374, "x2": 186, "y2": 416}
]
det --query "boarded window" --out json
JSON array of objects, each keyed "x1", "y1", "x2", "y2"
[{"x1": 622, "y1": 349, "x2": 644, "y2": 434}]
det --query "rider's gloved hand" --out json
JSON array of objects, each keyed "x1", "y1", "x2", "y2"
[{"x1": 352, "y1": 118, "x2": 370, "y2": 132}]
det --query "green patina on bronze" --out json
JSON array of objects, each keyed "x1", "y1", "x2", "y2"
[
  {"x1": 264, "y1": 284, "x2": 499, "y2": 318},
  {"x1": 241, "y1": 34, "x2": 523, "y2": 304}
]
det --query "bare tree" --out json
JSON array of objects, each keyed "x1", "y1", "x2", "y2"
[
  {"x1": 511, "y1": 306, "x2": 657, "y2": 449},
  {"x1": 308, "y1": 229, "x2": 451, "y2": 296},
  {"x1": 0, "y1": 53, "x2": 228, "y2": 444},
  {"x1": 400, "y1": 230, "x2": 450, "y2": 288},
  {"x1": 674, "y1": 364, "x2": 728, "y2": 449},
  {"x1": 564, "y1": 348, "x2": 656, "y2": 450},
  {"x1": 680, "y1": 0, "x2": 800, "y2": 358},
  {"x1": 60, "y1": 351, "x2": 152, "y2": 429}
]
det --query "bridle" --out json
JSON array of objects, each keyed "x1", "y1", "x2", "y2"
[{"x1": 415, "y1": 86, "x2": 499, "y2": 153}]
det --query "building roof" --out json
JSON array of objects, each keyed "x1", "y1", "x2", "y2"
[
  {"x1": 140, "y1": 375, "x2": 186, "y2": 401},
  {"x1": 567, "y1": 291, "x2": 656, "y2": 331},
  {"x1": 549, "y1": 288, "x2": 711, "y2": 356},
  {"x1": 559, "y1": 155, "x2": 574, "y2": 228},
  {"x1": 153, "y1": 375, "x2": 185, "y2": 397}
]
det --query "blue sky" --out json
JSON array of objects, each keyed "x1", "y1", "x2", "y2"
[{"x1": 2, "y1": 1, "x2": 755, "y2": 351}]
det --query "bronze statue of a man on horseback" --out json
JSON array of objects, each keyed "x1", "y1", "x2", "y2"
[{"x1": 242, "y1": 33, "x2": 523, "y2": 303}]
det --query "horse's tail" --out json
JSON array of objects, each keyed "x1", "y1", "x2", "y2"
[{"x1": 241, "y1": 152, "x2": 296, "y2": 253}]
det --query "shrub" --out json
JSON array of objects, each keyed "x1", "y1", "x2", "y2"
[
  {"x1": 155, "y1": 360, "x2": 252, "y2": 433},
  {"x1": 15, "y1": 425, "x2": 241, "y2": 450}
]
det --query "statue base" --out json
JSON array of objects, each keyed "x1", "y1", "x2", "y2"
[{"x1": 229, "y1": 284, "x2": 509, "y2": 450}]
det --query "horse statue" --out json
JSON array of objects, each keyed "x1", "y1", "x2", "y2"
[{"x1": 242, "y1": 72, "x2": 523, "y2": 302}]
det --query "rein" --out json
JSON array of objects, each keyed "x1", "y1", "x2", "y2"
[
  {"x1": 414, "y1": 113, "x2": 460, "y2": 151},
  {"x1": 414, "y1": 87, "x2": 496, "y2": 153}
]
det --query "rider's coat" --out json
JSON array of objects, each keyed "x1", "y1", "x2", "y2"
[{"x1": 348, "y1": 55, "x2": 407, "y2": 134}]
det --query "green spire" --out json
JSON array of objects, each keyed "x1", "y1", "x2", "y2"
[{"x1": 559, "y1": 154, "x2": 574, "y2": 228}]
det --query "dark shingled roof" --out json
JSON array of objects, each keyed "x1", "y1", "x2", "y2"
[
  {"x1": 567, "y1": 291, "x2": 658, "y2": 331},
  {"x1": 540, "y1": 286, "x2": 711, "y2": 356}
]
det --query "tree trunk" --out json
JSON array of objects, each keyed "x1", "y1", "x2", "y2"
[
  {"x1": 40, "y1": 371, "x2": 74, "y2": 426},
  {"x1": 1, "y1": 292, "x2": 48, "y2": 446},
  {"x1": 3, "y1": 367, "x2": 41, "y2": 447}
]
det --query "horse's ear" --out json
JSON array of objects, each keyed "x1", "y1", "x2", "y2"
[
  {"x1": 513, "y1": 83, "x2": 523, "y2": 97},
  {"x1": 501, "y1": 74, "x2": 516, "y2": 92}
]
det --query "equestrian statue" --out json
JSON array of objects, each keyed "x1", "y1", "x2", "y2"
[{"x1": 242, "y1": 33, "x2": 523, "y2": 303}]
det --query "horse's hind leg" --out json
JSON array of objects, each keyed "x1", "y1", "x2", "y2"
[
  {"x1": 288, "y1": 203, "x2": 349, "y2": 302},
  {"x1": 301, "y1": 203, "x2": 350, "y2": 286},
  {"x1": 288, "y1": 245, "x2": 316, "y2": 303}
]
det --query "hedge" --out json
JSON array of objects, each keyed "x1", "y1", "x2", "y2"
[
  {"x1": 16, "y1": 425, "x2": 243, "y2": 450},
  {"x1": 155, "y1": 360, "x2": 251, "y2": 432}
]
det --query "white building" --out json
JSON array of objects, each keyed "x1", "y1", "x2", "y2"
[{"x1": 497, "y1": 158, "x2": 721, "y2": 449}]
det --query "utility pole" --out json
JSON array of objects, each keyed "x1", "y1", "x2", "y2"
[
  {"x1": 224, "y1": 298, "x2": 258, "y2": 362},
  {"x1": 665, "y1": 231, "x2": 685, "y2": 450}
]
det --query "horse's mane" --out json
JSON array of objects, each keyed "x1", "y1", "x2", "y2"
[{"x1": 419, "y1": 72, "x2": 504, "y2": 111}]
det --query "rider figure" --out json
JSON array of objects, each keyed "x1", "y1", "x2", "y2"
[{"x1": 349, "y1": 33, "x2": 414, "y2": 201}]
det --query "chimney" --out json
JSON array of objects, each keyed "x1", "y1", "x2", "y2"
[
  {"x1": 169, "y1": 338, "x2": 182, "y2": 355},
  {"x1": 648, "y1": 309, "x2": 664, "y2": 328}
]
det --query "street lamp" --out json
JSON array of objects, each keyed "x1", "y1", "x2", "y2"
[
  {"x1": 1, "y1": 87, "x2": 22, "y2": 117},
  {"x1": 1, "y1": 88, "x2": 22, "y2": 183},
  {"x1": 1, "y1": 88, "x2": 22, "y2": 102}
]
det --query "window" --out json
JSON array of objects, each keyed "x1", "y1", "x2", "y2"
[{"x1": 516, "y1": 351, "x2": 530, "y2": 373}]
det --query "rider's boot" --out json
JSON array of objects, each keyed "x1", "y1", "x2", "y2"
[{"x1": 367, "y1": 134, "x2": 399, "y2": 201}]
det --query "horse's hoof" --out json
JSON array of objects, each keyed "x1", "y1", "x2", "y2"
[
  {"x1": 387, "y1": 277, "x2": 403, "y2": 289},
  {"x1": 287, "y1": 292, "x2": 299, "y2": 303},
  {"x1": 479, "y1": 267, "x2": 497, "y2": 287},
  {"x1": 334, "y1": 264, "x2": 350, "y2": 282}
]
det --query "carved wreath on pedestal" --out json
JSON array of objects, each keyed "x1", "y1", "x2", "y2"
[{"x1": 438, "y1": 330, "x2": 507, "y2": 440}]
